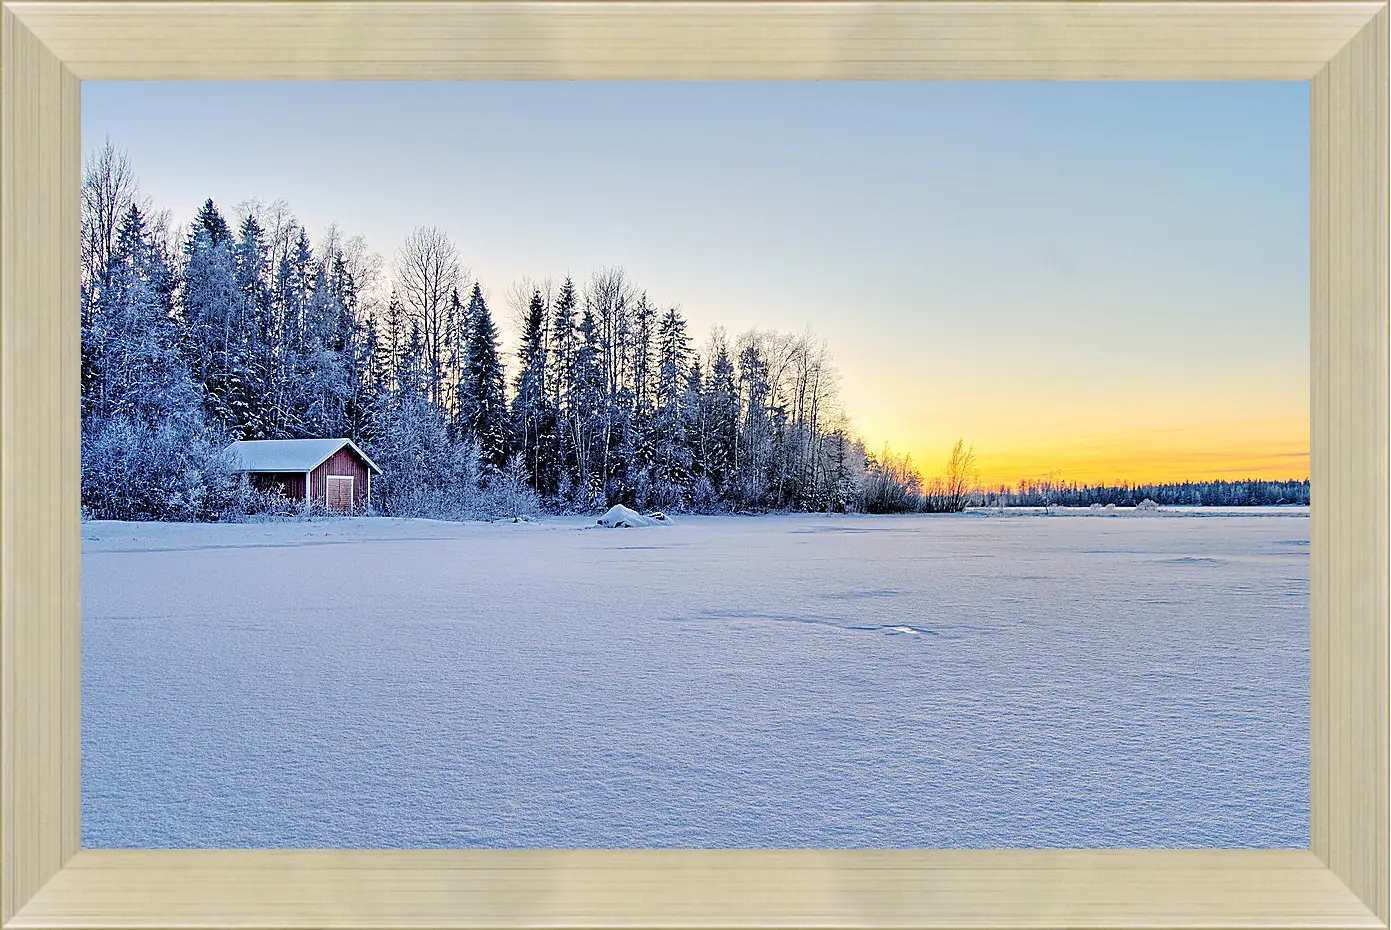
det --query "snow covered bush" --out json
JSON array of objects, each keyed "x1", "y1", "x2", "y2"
[
  {"x1": 364, "y1": 397, "x2": 483, "y2": 520},
  {"x1": 1135, "y1": 498, "x2": 1160, "y2": 512},
  {"x1": 219, "y1": 483, "x2": 303, "y2": 521},
  {"x1": 684, "y1": 475, "x2": 722, "y2": 514},
  {"x1": 475, "y1": 454, "x2": 543, "y2": 521},
  {"x1": 81, "y1": 415, "x2": 238, "y2": 522},
  {"x1": 858, "y1": 447, "x2": 923, "y2": 514}
]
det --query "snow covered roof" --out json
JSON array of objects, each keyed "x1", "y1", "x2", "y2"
[{"x1": 225, "y1": 438, "x2": 382, "y2": 475}]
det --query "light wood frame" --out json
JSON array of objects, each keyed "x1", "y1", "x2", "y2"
[{"x1": 0, "y1": 1, "x2": 1384, "y2": 927}]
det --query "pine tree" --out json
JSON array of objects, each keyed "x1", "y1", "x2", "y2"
[
  {"x1": 268, "y1": 227, "x2": 314, "y2": 436},
  {"x1": 706, "y1": 341, "x2": 740, "y2": 495},
  {"x1": 95, "y1": 205, "x2": 200, "y2": 426},
  {"x1": 231, "y1": 213, "x2": 274, "y2": 437},
  {"x1": 735, "y1": 342, "x2": 772, "y2": 507},
  {"x1": 356, "y1": 309, "x2": 385, "y2": 442},
  {"x1": 455, "y1": 283, "x2": 508, "y2": 468},
  {"x1": 382, "y1": 291, "x2": 407, "y2": 391},
  {"x1": 548, "y1": 276, "x2": 580, "y2": 490},
  {"x1": 567, "y1": 306, "x2": 606, "y2": 505},
  {"x1": 511, "y1": 287, "x2": 555, "y2": 494},
  {"x1": 650, "y1": 308, "x2": 693, "y2": 507},
  {"x1": 194, "y1": 197, "x2": 232, "y2": 246},
  {"x1": 445, "y1": 286, "x2": 468, "y2": 411},
  {"x1": 298, "y1": 251, "x2": 355, "y2": 437},
  {"x1": 181, "y1": 201, "x2": 240, "y2": 431},
  {"x1": 683, "y1": 356, "x2": 719, "y2": 510},
  {"x1": 628, "y1": 296, "x2": 657, "y2": 496}
]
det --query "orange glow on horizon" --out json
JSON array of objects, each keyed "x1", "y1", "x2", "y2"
[{"x1": 888, "y1": 420, "x2": 1309, "y2": 490}]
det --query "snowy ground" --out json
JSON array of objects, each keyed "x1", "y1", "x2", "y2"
[{"x1": 82, "y1": 508, "x2": 1310, "y2": 849}]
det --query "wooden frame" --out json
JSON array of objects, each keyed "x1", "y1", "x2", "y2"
[{"x1": 0, "y1": 1, "x2": 1384, "y2": 927}]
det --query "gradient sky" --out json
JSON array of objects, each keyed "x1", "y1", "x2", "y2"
[{"x1": 83, "y1": 82, "x2": 1310, "y2": 487}]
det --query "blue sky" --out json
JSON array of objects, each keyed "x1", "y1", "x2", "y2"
[{"x1": 83, "y1": 81, "x2": 1310, "y2": 484}]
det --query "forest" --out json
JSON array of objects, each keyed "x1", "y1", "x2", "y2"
[
  {"x1": 81, "y1": 143, "x2": 882, "y2": 521},
  {"x1": 80, "y1": 142, "x2": 1309, "y2": 522}
]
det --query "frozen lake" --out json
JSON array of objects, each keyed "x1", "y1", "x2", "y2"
[{"x1": 81, "y1": 509, "x2": 1310, "y2": 849}]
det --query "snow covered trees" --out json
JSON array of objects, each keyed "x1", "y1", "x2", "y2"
[
  {"x1": 455, "y1": 283, "x2": 508, "y2": 467},
  {"x1": 510, "y1": 288, "x2": 555, "y2": 495},
  {"x1": 82, "y1": 204, "x2": 232, "y2": 521},
  {"x1": 395, "y1": 226, "x2": 462, "y2": 407},
  {"x1": 78, "y1": 143, "x2": 946, "y2": 522}
]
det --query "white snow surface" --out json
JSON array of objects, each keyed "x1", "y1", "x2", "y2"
[
  {"x1": 596, "y1": 505, "x2": 672, "y2": 528},
  {"x1": 82, "y1": 509, "x2": 1309, "y2": 849}
]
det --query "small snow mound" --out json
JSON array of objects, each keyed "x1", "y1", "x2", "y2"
[{"x1": 597, "y1": 505, "x2": 672, "y2": 528}]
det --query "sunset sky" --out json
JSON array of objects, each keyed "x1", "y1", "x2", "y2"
[{"x1": 83, "y1": 81, "x2": 1309, "y2": 488}]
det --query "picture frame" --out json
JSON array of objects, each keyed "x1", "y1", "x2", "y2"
[{"x1": 1, "y1": 2, "x2": 1385, "y2": 927}]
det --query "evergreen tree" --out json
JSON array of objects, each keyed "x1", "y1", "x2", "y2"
[
  {"x1": 735, "y1": 342, "x2": 773, "y2": 507},
  {"x1": 705, "y1": 341, "x2": 740, "y2": 494},
  {"x1": 565, "y1": 306, "x2": 606, "y2": 506},
  {"x1": 231, "y1": 213, "x2": 274, "y2": 436},
  {"x1": 381, "y1": 290, "x2": 407, "y2": 391},
  {"x1": 511, "y1": 287, "x2": 556, "y2": 494},
  {"x1": 268, "y1": 227, "x2": 314, "y2": 435},
  {"x1": 649, "y1": 308, "x2": 693, "y2": 506},
  {"x1": 194, "y1": 197, "x2": 232, "y2": 246},
  {"x1": 181, "y1": 201, "x2": 240, "y2": 431},
  {"x1": 548, "y1": 276, "x2": 580, "y2": 490},
  {"x1": 455, "y1": 283, "x2": 508, "y2": 468}
]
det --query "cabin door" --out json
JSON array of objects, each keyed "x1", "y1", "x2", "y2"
[{"x1": 326, "y1": 475, "x2": 354, "y2": 514}]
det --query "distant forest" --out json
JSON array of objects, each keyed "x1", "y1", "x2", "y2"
[
  {"x1": 984, "y1": 478, "x2": 1311, "y2": 509},
  {"x1": 80, "y1": 142, "x2": 1309, "y2": 522}
]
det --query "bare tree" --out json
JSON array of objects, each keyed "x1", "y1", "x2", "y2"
[
  {"x1": 941, "y1": 439, "x2": 979, "y2": 512},
  {"x1": 395, "y1": 226, "x2": 464, "y2": 405},
  {"x1": 584, "y1": 267, "x2": 636, "y2": 487},
  {"x1": 333, "y1": 228, "x2": 386, "y2": 320},
  {"x1": 81, "y1": 139, "x2": 143, "y2": 288}
]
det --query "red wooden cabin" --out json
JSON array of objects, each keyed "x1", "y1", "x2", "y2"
[{"x1": 226, "y1": 438, "x2": 382, "y2": 514}]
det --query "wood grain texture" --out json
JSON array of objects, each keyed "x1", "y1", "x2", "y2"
[
  {"x1": 0, "y1": 5, "x2": 81, "y2": 924},
  {"x1": 8, "y1": 850, "x2": 1385, "y2": 929},
  {"x1": 1, "y1": 0, "x2": 1389, "y2": 928},
  {"x1": 5, "y1": 1, "x2": 1386, "y2": 81},
  {"x1": 1310, "y1": 7, "x2": 1391, "y2": 924}
]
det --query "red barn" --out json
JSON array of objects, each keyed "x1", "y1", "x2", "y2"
[{"x1": 226, "y1": 438, "x2": 382, "y2": 514}]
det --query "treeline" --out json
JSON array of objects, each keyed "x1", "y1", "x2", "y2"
[
  {"x1": 79, "y1": 142, "x2": 880, "y2": 521},
  {"x1": 979, "y1": 478, "x2": 1311, "y2": 508}
]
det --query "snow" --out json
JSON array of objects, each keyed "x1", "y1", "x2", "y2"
[
  {"x1": 596, "y1": 505, "x2": 673, "y2": 528},
  {"x1": 82, "y1": 509, "x2": 1309, "y2": 849}
]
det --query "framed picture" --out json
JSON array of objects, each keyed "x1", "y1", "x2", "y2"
[{"x1": 1, "y1": 2, "x2": 1386, "y2": 929}]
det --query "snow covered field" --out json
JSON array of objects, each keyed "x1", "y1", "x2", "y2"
[{"x1": 82, "y1": 508, "x2": 1310, "y2": 849}]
